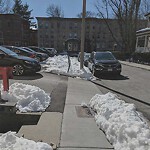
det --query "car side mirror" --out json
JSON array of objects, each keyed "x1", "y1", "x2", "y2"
[{"x1": 0, "y1": 53, "x2": 5, "y2": 59}]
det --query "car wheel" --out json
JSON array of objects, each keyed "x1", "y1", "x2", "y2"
[
  {"x1": 13, "y1": 64, "x2": 24, "y2": 76},
  {"x1": 36, "y1": 57, "x2": 41, "y2": 62}
]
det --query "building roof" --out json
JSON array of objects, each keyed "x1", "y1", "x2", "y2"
[
  {"x1": 136, "y1": 27, "x2": 150, "y2": 34},
  {"x1": 36, "y1": 16, "x2": 119, "y2": 22}
]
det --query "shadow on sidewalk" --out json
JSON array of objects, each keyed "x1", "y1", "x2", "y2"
[
  {"x1": 12, "y1": 73, "x2": 43, "y2": 80},
  {"x1": 96, "y1": 74, "x2": 129, "y2": 80}
]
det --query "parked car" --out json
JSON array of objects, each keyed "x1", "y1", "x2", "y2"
[
  {"x1": 3, "y1": 46, "x2": 36, "y2": 59},
  {"x1": 22, "y1": 47, "x2": 49, "y2": 62},
  {"x1": 88, "y1": 51, "x2": 121, "y2": 76},
  {"x1": 0, "y1": 46, "x2": 41, "y2": 76},
  {"x1": 28, "y1": 46, "x2": 51, "y2": 57},
  {"x1": 44, "y1": 48, "x2": 57, "y2": 57},
  {"x1": 58, "y1": 51, "x2": 68, "y2": 56},
  {"x1": 78, "y1": 52, "x2": 91, "y2": 67},
  {"x1": 67, "y1": 51, "x2": 79, "y2": 57}
]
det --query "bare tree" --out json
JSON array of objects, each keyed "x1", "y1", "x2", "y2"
[
  {"x1": 139, "y1": 0, "x2": 150, "y2": 18},
  {"x1": 77, "y1": 11, "x2": 97, "y2": 18},
  {"x1": 46, "y1": 4, "x2": 64, "y2": 17},
  {"x1": 96, "y1": 0, "x2": 144, "y2": 53},
  {"x1": 0, "y1": 0, "x2": 12, "y2": 13}
]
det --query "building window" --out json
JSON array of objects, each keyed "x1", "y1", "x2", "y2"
[
  {"x1": 8, "y1": 22, "x2": 11, "y2": 27},
  {"x1": 137, "y1": 36, "x2": 145, "y2": 47},
  {"x1": 74, "y1": 33, "x2": 77, "y2": 38},
  {"x1": 51, "y1": 41, "x2": 54, "y2": 47},
  {"x1": 39, "y1": 23, "x2": 43, "y2": 28},
  {"x1": 51, "y1": 23, "x2": 54, "y2": 28},
  {"x1": 69, "y1": 23, "x2": 73, "y2": 30},
  {"x1": 57, "y1": 22, "x2": 60, "y2": 28},
  {"x1": 45, "y1": 23, "x2": 48, "y2": 29},
  {"x1": 45, "y1": 34, "x2": 49, "y2": 38},
  {"x1": 74, "y1": 23, "x2": 78, "y2": 28},
  {"x1": 15, "y1": 42, "x2": 20, "y2": 46},
  {"x1": 69, "y1": 33, "x2": 72, "y2": 38}
]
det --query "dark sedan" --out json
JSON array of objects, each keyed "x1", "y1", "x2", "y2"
[
  {"x1": 0, "y1": 46, "x2": 41, "y2": 76},
  {"x1": 28, "y1": 46, "x2": 51, "y2": 56},
  {"x1": 88, "y1": 51, "x2": 121, "y2": 76},
  {"x1": 3, "y1": 46, "x2": 36, "y2": 59},
  {"x1": 22, "y1": 47, "x2": 49, "y2": 62}
]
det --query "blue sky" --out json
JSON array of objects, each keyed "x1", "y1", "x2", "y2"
[{"x1": 21, "y1": 0, "x2": 98, "y2": 19}]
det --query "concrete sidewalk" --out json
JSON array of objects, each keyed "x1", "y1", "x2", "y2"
[
  {"x1": 58, "y1": 78, "x2": 113, "y2": 150},
  {"x1": 18, "y1": 76, "x2": 114, "y2": 150}
]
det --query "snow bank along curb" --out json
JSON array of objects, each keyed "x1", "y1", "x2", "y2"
[
  {"x1": 89, "y1": 92, "x2": 150, "y2": 150},
  {"x1": 0, "y1": 131, "x2": 52, "y2": 150},
  {"x1": 1, "y1": 83, "x2": 51, "y2": 113},
  {"x1": 43, "y1": 55, "x2": 96, "y2": 81}
]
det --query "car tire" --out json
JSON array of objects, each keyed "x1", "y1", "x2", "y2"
[
  {"x1": 13, "y1": 64, "x2": 24, "y2": 76},
  {"x1": 36, "y1": 57, "x2": 41, "y2": 62}
]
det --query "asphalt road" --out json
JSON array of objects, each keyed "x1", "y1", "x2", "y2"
[{"x1": 93, "y1": 64, "x2": 150, "y2": 121}]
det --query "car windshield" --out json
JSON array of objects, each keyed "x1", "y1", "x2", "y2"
[
  {"x1": 95, "y1": 52, "x2": 116, "y2": 60},
  {"x1": 39, "y1": 47, "x2": 47, "y2": 52},
  {"x1": 0, "y1": 46, "x2": 18, "y2": 56},
  {"x1": 84, "y1": 53, "x2": 90, "y2": 60},
  {"x1": 23, "y1": 47, "x2": 35, "y2": 53},
  {"x1": 16, "y1": 47, "x2": 33, "y2": 53}
]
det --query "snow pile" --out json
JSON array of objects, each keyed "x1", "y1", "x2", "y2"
[
  {"x1": 0, "y1": 131, "x2": 52, "y2": 150},
  {"x1": 136, "y1": 27, "x2": 150, "y2": 33},
  {"x1": 43, "y1": 55, "x2": 95, "y2": 80},
  {"x1": 44, "y1": 55, "x2": 69, "y2": 74},
  {"x1": 69, "y1": 57, "x2": 95, "y2": 80},
  {"x1": 89, "y1": 92, "x2": 150, "y2": 150},
  {"x1": 1, "y1": 83, "x2": 51, "y2": 112}
]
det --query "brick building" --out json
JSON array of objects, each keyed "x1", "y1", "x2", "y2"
[
  {"x1": 0, "y1": 14, "x2": 30, "y2": 46},
  {"x1": 36, "y1": 17, "x2": 147, "y2": 53},
  {"x1": 29, "y1": 27, "x2": 38, "y2": 46}
]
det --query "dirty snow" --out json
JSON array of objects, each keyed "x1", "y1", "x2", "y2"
[
  {"x1": 43, "y1": 55, "x2": 96, "y2": 80},
  {"x1": 0, "y1": 131, "x2": 52, "y2": 150},
  {"x1": 89, "y1": 92, "x2": 150, "y2": 150},
  {"x1": 1, "y1": 83, "x2": 51, "y2": 113}
]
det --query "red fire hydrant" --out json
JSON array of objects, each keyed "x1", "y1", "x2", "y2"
[{"x1": 0, "y1": 67, "x2": 13, "y2": 91}]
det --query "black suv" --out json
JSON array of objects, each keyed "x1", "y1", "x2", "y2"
[
  {"x1": 88, "y1": 51, "x2": 121, "y2": 76},
  {"x1": 0, "y1": 46, "x2": 41, "y2": 76}
]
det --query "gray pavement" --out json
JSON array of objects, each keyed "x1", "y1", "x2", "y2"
[
  {"x1": 59, "y1": 78, "x2": 113, "y2": 150},
  {"x1": 17, "y1": 77, "x2": 114, "y2": 150}
]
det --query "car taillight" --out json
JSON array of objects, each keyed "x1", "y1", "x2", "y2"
[{"x1": 30, "y1": 54, "x2": 35, "y2": 58}]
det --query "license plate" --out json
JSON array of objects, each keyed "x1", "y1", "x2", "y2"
[{"x1": 108, "y1": 68, "x2": 112, "y2": 71}]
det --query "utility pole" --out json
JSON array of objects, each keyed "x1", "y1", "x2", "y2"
[{"x1": 80, "y1": 0, "x2": 86, "y2": 69}]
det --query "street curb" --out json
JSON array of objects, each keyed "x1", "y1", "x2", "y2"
[{"x1": 120, "y1": 61, "x2": 150, "y2": 71}]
